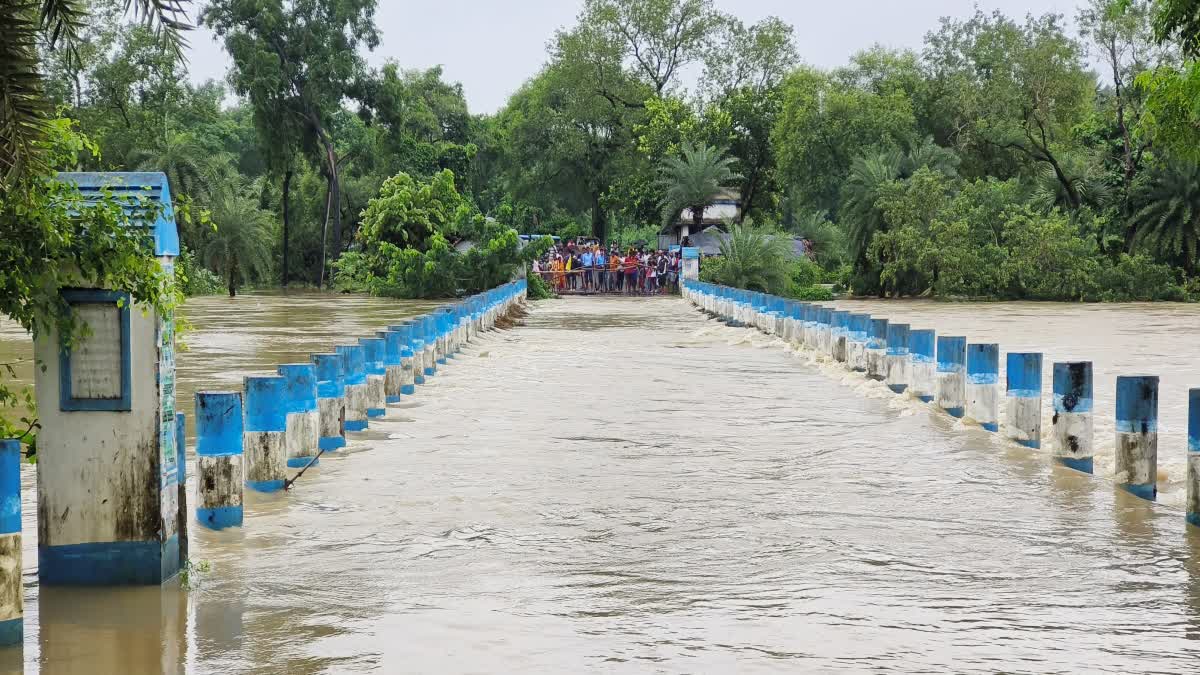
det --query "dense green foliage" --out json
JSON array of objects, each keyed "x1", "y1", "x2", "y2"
[
  {"x1": 2, "y1": 0, "x2": 1197, "y2": 305},
  {"x1": 699, "y1": 224, "x2": 830, "y2": 299},
  {"x1": 333, "y1": 170, "x2": 549, "y2": 298}
]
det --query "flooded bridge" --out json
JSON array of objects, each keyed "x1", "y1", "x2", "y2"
[{"x1": 2, "y1": 287, "x2": 1200, "y2": 672}]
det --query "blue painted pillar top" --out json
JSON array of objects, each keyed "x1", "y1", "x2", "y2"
[
  {"x1": 0, "y1": 439, "x2": 21, "y2": 535},
  {"x1": 910, "y1": 329, "x2": 935, "y2": 363},
  {"x1": 1189, "y1": 389, "x2": 1200, "y2": 452},
  {"x1": 1006, "y1": 353, "x2": 1042, "y2": 397},
  {"x1": 380, "y1": 330, "x2": 404, "y2": 366},
  {"x1": 967, "y1": 344, "x2": 999, "y2": 384},
  {"x1": 336, "y1": 345, "x2": 367, "y2": 386},
  {"x1": 868, "y1": 318, "x2": 889, "y2": 349},
  {"x1": 359, "y1": 337, "x2": 387, "y2": 376},
  {"x1": 1116, "y1": 375, "x2": 1159, "y2": 433},
  {"x1": 277, "y1": 363, "x2": 319, "y2": 413},
  {"x1": 886, "y1": 323, "x2": 910, "y2": 355},
  {"x1": 244, "y1": 376, "x2": 288, "y2": 432},
  {"x1": 831, "y1": 310, "x2": 850, "y2": 334},
  {"x1": 312, "y1": 353, "x2": 345, "y2": 398},
  {"x1": 195, "y1": 391, "x2": 244, "y2": 455},
  {"x1": 1052, "y1": 362, "x2": 1093, "y2": 413},
  {"x1": 937, "y1": 336, "x2": 966, "y2": 373},
  {"x1": 388, "y1": 323, "x2": 415, "y2": 349},
  {"x1": 850, "y1": 314, "x2": 870, "y2": 341}
]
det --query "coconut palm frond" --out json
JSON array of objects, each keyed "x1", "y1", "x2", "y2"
[
  {"x1": 0, "y1": 0, "x2": 192, "y2": 188},
  {"x1": 658, "y1": 142, "x2": 742, "y2": 227},
  {"x1": 840, "y1": 149, "x2": 903, "y2": 262},
  {"x1": 1128, "y1": 161, "x2": 1200, "y2": 272}
]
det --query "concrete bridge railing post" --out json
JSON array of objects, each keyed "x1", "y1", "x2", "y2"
[
  {"x1": 419, "y1": 316, "x2": 438, "y2": 377},
  {"x1": 243, "y1": 376, "x2": 288, "y2": 493},
  {"x1": 358, "y1": 337, "x2": 388, "y2": 419},
  {"x1": 277, "y1": 364, "x2": 320, "y2": 468},
  {"x1": 909, "y1": 329, "x2": 936, "y2": 402},
  {"x1": 866, "y1": 318, "x2": 889, "y2": 381},
  {"x1": 966, "y1": 344, "x2": 1000, "y2": 432},
  {"x1": 817, "y1": 307, "x2": 832, "y2": 355},
  {"x1": 434, "y1": 310, "x2": 450, "y2": 365},
  {"x1": 407, "y1": 325, "x2": 427, "y2": 386},
  {"x1": 311, "y1": 353, "x2": 347, "y2": 451},
  {"x1": 1005, "y1": 353, "x2": 1042, "y2": 448},
  {"x1": 0, "y1": 439, "x2": 22, "y2": 646},
  {"x1": 787, "y1": 302, "x2": 802, "y2": 345},
  {"x1": 380, "y1": 329, "x2": 405, "y2": 403},
  {"x1": 1052, "y1": 361, "x2": 1093, "y2": 473},
  {"x1": 337, "y1": 345, "x2": 370, "y2": 432},
  {"x1": 195, "y1": 391, "x2": 244, "y2": 529},
  {"x1": 885, "y1": 323, "x2": 911, "y2": 393},
  {"x1": 936, "y1": 336, "x2": 967, "y2": 418},
  {"x1": 848, "y1": 314, "x2": 870, "y2": 373},
  {"x1": 831, "y1": 310, "x2": 850, "y2": 363},
  {"x1": 1187, "y1": 389, "x2": 1199, "y2": 527},
  {"x1": 1115, "y1": 375, "x2": 1159, "y2": 501}
]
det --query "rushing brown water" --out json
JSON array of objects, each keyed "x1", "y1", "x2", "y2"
[{"x1": 1, "y1": 293, "x2": 1200, "y2": 672}]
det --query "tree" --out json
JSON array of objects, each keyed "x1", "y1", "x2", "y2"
[
  {"x1": 1138, "y1": 0, "x2": 1200, "y2": 160},
  {"x1": 924, "y1": 10, "x2": 1095, "y2": 207},
  {"x1": 1128, "y1": 161, "x2": 1200, "y2": 273},
  {"x1": 703, "y1": 16, "x2": 798, "y2": 98},
  {"x1": 202, "y1": 0, "x2": 380, "y2": 281},
  {"x1": 497, "y1": 57, "x2": 645, "y2": 241},
  {"x1": 840, "y1": 139, "x2": 958, "y2": 266},
  {"x1": 708, "y1": 222, "x2": 793, "y2": 294},
  {"x1": 1, "y1": 0, "x2": 191, "y2": 186},
  {"x1": 356, "y1": 170, "x2": 464, "y2": 252},
  {"x1": 130, "y1": 130, "x2": 215, "y2": 205},
  {"x1": 772, "y1": 66, "x2": 917, "y2": 217},
  {"x1": 658, "y1": 143, "x2": 740, "y2": 231},
  {"x1": 203, "y1": 177, "x2": 274, "y2": 296},
  {"x1": 580, "y1": 0, "x2": 722, "y2": 96},
  {"x1": 841, "y1": 150, "x2": 905, "y2": 266},
  {"x1": 1078, "y1": 0, "x2": 1175, "y2": 214},
  {"x1": 1149, "y1": 0, "x2": 1200, "y2": 56}
]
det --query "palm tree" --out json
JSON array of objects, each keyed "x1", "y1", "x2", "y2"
[
  {"x1": 658, "y1": 143, "x2": 742, "y2": 232},
  {"x1": 1, "y1": 1, "x2": 191, "y2": 186},
  {"x1": 904, "y1": 136, "x2": 960, "y2": 178},
  {"x1": 1029, "y1": 150, "x2": 1112, "y2": 213},
  {"x1": 840, "y1": 138, "x2": 961, "y2": 264},
  {"x1": 713, "y1": 222, "x2": 794, "y2": 294},
  {"x1": 840, "y1": 149, "x2": 903, "y2": 264},
  {"x1": 1128, "y1": 161, "x2": 1200, "y2": 274},
  {"x1": 130, "y1": 130, "x2": 216, "y2": 204},
  {"x1": 203, "y1": 177, "x2": 274, "y2": 297}
]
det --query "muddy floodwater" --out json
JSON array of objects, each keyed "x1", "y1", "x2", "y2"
[{"x1": 1, "y1": 292, "x2": 1200, "y2": 672}]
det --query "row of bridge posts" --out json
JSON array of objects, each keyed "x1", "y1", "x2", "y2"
[
  {"x1": 0, "y1": 278, "x2": 526, "y2": 647},
  {"x1": 192, "y1": 281, "x2": 526, "y2": 530},
  {"x1": 683, "y1": 280, "x2": 1200, "y2": 531}
]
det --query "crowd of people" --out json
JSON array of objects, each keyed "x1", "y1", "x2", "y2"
[{"x1": 533, "y1": 241, "x2": 682, "y2": 295}]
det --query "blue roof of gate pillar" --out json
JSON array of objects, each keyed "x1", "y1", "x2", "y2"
[{"x1": 56, "y1": 172, "x2": 180, "y2": 257}]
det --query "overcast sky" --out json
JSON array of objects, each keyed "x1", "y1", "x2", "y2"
[{"x1": 185, "y1": 0, "x2": 1086, "y2": 114}]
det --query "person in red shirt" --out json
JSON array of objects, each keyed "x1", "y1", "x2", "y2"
[{"x1": 623, "y1": 251, "x2": 639, "y2": 296}]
